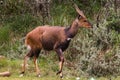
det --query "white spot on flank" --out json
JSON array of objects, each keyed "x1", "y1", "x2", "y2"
[{"x1": 27, "y1": 45, "x2": 31, "y2": 51}]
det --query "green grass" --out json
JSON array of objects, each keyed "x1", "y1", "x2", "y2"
[
  {"x1": 0, "y1": 76, "x2": 75, "y2": 80},
  {"x1": 0, "y1": 75, "x2": 120, "y2": 80},
  {"x1": 0, "y1": 59, "x2": 120, "y2": 80},
  {"x1": 0, "y1": 58, "x2": 75, "y2": 80}
]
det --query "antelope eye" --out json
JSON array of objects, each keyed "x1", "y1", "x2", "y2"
[{"x1": 83, "y1": 20, "x2": 87, "y2": 22}]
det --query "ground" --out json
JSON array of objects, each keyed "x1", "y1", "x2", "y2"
[{"x1": 0, "y1": 58, "x2": 120, "y2": 80}]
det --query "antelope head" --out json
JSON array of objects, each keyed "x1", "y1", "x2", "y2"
[{"x1": 74, "y1": 4, "x2": 92, "y2": 28}]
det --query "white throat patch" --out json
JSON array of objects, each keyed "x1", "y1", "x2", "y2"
[{"x1": 67, "y1": 38, "x2": 72, "y2": 41}]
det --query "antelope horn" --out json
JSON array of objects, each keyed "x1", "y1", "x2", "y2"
[{"x1": 74, "y1": 4, "x2": 86, "y2": 18}]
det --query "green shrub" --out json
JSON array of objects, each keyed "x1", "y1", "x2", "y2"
[
  {"x1": 0, "y1": 26, "x2": 10, "y2": 44},
  {"x1": 3, "y1": 14, "x2": 41, "y2": 34},
  {"x1": 68, "y1": 21, "x2": 120, "y2": 77}
]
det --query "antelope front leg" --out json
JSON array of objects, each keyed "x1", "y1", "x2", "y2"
[{"x1": 55, "y1": 49, "x2": 64, "y2": 78}]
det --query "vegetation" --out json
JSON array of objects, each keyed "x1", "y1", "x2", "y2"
[
  {"x1": 0, "y1": 0, "x2": 120, "y2": 79},
  {"x1": 0, "y1": 59, "x2": 120, "y2": 80}
]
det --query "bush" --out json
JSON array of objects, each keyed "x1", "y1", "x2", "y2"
[
  {"x1": 67, "y1": 20, "x2": 120, "y2": 77},
  {"x1": 0, "y1": 26, "x2": 10, "y2": 44},
  {"x1": 3, "y1": 14, "x2": 41, "y2": 34}
]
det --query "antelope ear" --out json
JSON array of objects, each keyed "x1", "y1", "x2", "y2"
[
  {"x1": 78, "y1": 15, "x2": 82, "y2": 20},
  {"x1": 74, "y1": 4, "x2": 86, "y2": 18}
]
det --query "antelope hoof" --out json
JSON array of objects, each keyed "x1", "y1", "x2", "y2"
[
  {"x1": 19, "y1": 74, "x2": 24, "y2": 77},
  {"x1": 60, "y1": 74, "x2": 63, "y2": 78},
  {"x1": 19, "y1": 72, "x2": 24, "y2": 77},
  {"x1": 56, "y1": 71, "x2": 63, "y2": 78},
  {"x1": 37, "y1": 74, "x2": 41, "y2": 77},
  {"x1": 36, "y1": 74, "x2": 41, "y2": 77}
]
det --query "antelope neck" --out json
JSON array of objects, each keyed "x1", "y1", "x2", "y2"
[{"x1": 65, "y1": 20, "x2": 79, "y2": 38}]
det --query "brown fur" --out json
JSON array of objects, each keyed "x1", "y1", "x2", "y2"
[{"x1": 26, "y1": 26, "x2": 67, "y2": 51}]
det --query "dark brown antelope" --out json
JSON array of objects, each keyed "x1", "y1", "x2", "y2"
[{"x1": 20, "y1": 4, "x2": 92, "y2": 78}]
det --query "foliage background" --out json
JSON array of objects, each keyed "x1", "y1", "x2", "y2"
[{"x1": 0, "y1": 0, "x2": 120, "y2": 78}]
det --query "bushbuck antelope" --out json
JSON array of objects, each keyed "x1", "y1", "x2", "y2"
[{"x1": 20, "y1": 4, "x2": 92, "y2": 78}]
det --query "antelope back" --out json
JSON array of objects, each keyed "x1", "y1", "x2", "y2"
[{"x1": 74, "y1": 4, "x2": 92, "y2": 28}]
